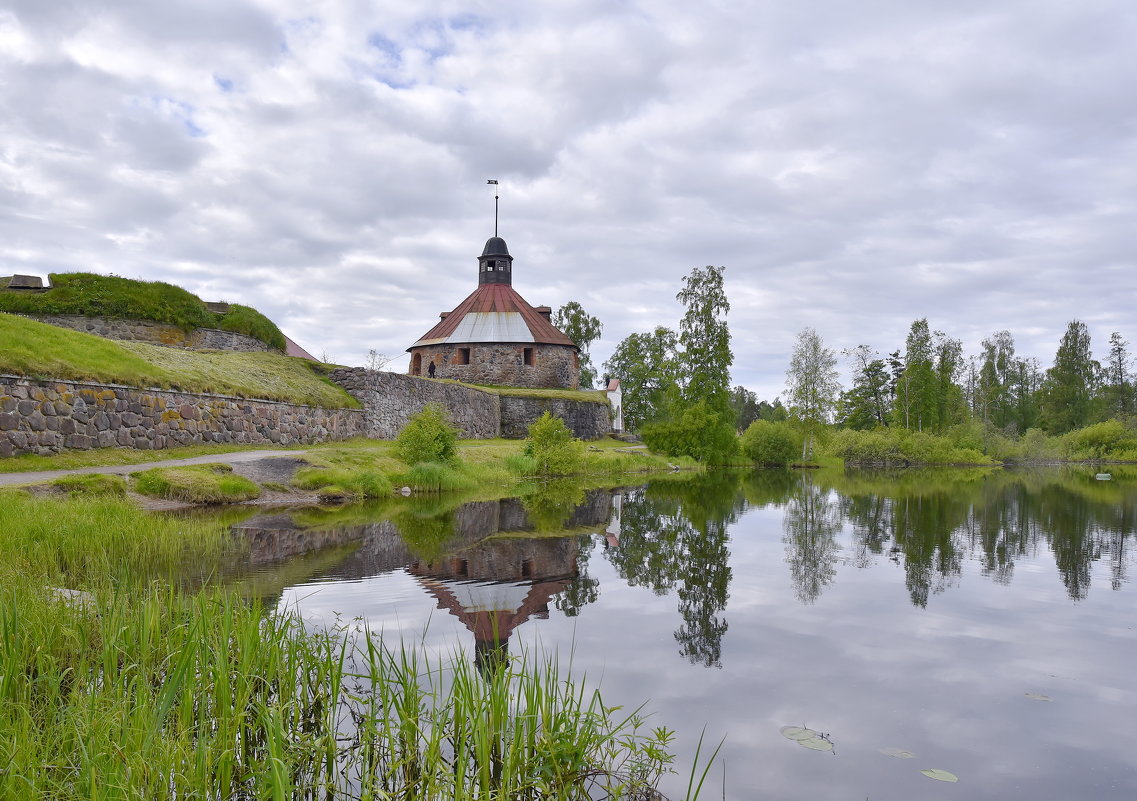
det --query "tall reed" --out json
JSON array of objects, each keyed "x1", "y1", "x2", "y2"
[{"x1": 0, "y1": 587, "x2": 690, "y2": 800}]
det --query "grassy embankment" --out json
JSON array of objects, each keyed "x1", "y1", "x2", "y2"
[
  {"x1": 0, "y1": 312, "x2": 356, "y2": 408},
  {"x1": 0, "y1": 486, "x2": 705, "y2": 799},
  {"x1": 0, "y1": 272, "x2": 286, "y2": 350}
]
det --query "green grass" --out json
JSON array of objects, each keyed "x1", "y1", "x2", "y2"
[
  {"x1": 0, "y1": 272, "x2": 285, "y2": 349},
  {"x1": 118, "y1": 341, "x2": 357, "y2": 407},
  {"x1": 426, "y1": 378, "x2": 609, "y2": 404},
  {"x1": 292, "y1": 465, "x2": 395, "y2": 500},
  {"x1": 0, "y1": 313, "x2": 357, "y2": 407},
  {"x1": 0, "y1": 587, "x2": 687, "y2": 800},
  {"x1": 0, "y1": 489, "x2": 700, "y2": 800},
  {"x1": 0, "y1": 490, "x2": 242, "y2": 587},
  {"x1": 132, "y1": 464, "x2": 262, "y2": 504},
  {"x1": 51, "y1": 473, "x2": 127, "y2": 496}
]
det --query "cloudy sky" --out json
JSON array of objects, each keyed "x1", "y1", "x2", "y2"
[{"x1": 2, "y1": 0, "x2": 1135, "y2": 400}]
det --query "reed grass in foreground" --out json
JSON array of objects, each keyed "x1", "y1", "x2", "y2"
[{"x1": 0, "y1": 587, "x2": 700, "y2": 800}]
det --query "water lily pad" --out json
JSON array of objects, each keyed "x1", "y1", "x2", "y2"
[
  {"x1": 798, "y1": 735, "x2": 834, "y2": 752},
  {"x1": 921, "y1": 769, "x2": 959, "y2": 783},
  {"x1": 780, "y1": 726, "x2": 815, "y2": 741},
  {"x1": 880, "y1": 747, "x2": 916, "y2": 759},
  {"x1": 1024, "y1": 692, "x2": 1052, "y2": 702},
  {"x1": 780, "y1": 726, "x2": 833, "y2": 752}
]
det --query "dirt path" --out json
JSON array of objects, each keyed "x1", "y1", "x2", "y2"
[{"x1": 0, "y1": 449, "x2": 311, "y2": 488}]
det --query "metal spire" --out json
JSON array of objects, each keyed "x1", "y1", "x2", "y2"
[{"x1": 487, "y1": 179, "x2": 499, "y2": 236}]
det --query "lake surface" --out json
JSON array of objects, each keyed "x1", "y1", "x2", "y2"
[{"x1": 230, "y1": 467, "x2": 1137, "y2": 801}]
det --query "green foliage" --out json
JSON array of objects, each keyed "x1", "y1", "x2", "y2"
[
  {"x1": 215, "y1": 304, "x2": 286, "y2": 351},
  {"x1": 641, "y1": 401, "x2": 739, "y2": 464},
  {"x1": 825, "y1": 427, "x2": 991, "y2": 466},
  {"x1": 893, "y1": 318, "x2": 938, "y2": 431},
  {"x1": 552, "y1": 301, "x2": 603, "y2": 388},
  {"x1": 0, "y1": 273, "x2": 285, "y2": 349},
  {"x1": 837, "y1": 347, "x2": 890, "y2": 429},
  {"x1": 132, "y1": 464, "x2": 262, "y2": 504},
  {"x1": 521, "y1": 411, "x2": 585, "y2": 476},
  {"x1": 603, "y1": 326, "x2": 682, "y2": 430},
  {"x1": 739, "y1": 420, "x2": 799, "y2": 466},
  {"x1": 1060, "y1": 419, "x2": 1137, "y2": 460},
  {"x1": 676, "y1": 265, "x2": 732, "y2": 407},
  {"x1": 51, "y1": 473, "x2": 127, "y2": 497},
  {"x1": 395, "y1": 404, "x2": 460, "y2": 466},
  {"x1": 1040, "y1": 320, "x2": 1098, "y2": 433}
]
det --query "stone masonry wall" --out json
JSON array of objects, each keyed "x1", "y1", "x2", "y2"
[
  {"x1": 499, "y1": 395, "x2": 611, "y2": 440},
  {"x1": 408, "y1": 343, "x2": 579, "y2": 389},
  {"x1": 330, "y1": 369, "x2": 611, "y2": 441},
  {"x1": 331, "y1": 368, "x2": 501, "y2": 439},
  {"x1": 21, "y1": 314, "x2": 273, "y2": 353},
  {"x1": 0, "y1": 375, "x2": 363, "y2": 457}
]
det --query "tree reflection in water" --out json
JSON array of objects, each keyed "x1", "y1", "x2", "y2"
[
  {"x1": 604, "y1": 472, "x2": 743, "y2": 667},
  {"x1": 781, "y1": 473, "x2": 843, "y2": 604}
]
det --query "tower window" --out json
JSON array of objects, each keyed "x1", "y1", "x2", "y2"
[
  {"x1": 458, "y1": 347, "x2": 470, "y2": 365},
  {"x1": 523, "y1": 348, "x2": 534, "y2": 366},
  {"x1": 486, "y1": 261, "x2": 495, "y2": 271}
]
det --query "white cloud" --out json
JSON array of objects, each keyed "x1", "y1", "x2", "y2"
[{"x1": 2, "y1": 0, "x2": 1136, "y2": 397}]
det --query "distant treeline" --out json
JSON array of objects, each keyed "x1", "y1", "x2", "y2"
[{"x1": 726, "y1": 319, "x2": 1137, "y2": 465}]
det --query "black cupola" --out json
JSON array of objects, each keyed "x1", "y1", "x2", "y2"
[{"x1": 478, "y1": 236, "x2": 513, "y2": 285}]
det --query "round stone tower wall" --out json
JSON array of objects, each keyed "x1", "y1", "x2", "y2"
[{"x1": 409, "y1": 343, "x2": 579, "y2": 389}]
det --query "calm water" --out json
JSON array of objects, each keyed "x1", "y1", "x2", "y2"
[{"x1": 230, "y1": 467, "x2": 1137, "y2": 801}]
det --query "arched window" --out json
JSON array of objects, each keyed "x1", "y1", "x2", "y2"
[{"x1": 411, "y1": 353, "x2": 422, "y2": 375}]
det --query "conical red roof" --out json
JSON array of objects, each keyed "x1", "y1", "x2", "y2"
[{"x1": 409, "y1": 283, "x2": 576, "y2": 349}]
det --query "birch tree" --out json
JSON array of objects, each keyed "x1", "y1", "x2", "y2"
[{"x1": 784, "y1": 327, "x2": 840, "y2": 459}]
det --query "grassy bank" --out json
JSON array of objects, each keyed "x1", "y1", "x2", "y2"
[
  {"x1": 0, "y1": 272, "x2": 285, "y2": 349},
  {"x1": 0, "y1": 313, "x2": 357, "y2": 407},
  {"x1": 1, "y1": 586, "x2": 684, "y2": 800},
  {"x1": 0, "y1": 481, "x2": 700, "y2": 799}
]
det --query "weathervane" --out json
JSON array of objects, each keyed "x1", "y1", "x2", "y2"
[{"x1": 487, "y1": 179, "x2": 499, "y2": 236}]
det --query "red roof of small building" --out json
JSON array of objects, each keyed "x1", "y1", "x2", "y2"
[{"x1": 409, "y1": 283, "x2": 576, "y2": 349}]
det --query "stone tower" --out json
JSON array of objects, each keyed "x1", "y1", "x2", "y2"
[{"x1": 407, "y1": 236, "x2": 580, "y2": 389}]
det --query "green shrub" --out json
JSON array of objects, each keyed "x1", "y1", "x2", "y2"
[
  {"x1": 739, "y1": 420, "x2": 799, "y2": 466},
  {"x1": 1019, "y1": 428, "x2": 1062, "y2": 461},
  {"x1": 395, "y1": 405, "x2": 460, "y2": 466},
  {"x1": 132, "y1": 464, "x2": 261, "y2": 504},
  {"x1": 826, "y1": 427, "x2": 991, "y2": 466},
  {"x1": 520, "y1": 412, "x2": 585, "y2": 476},
  {"x1": 1061, "y1": 419, "x2": 1137, "y2": 460},
  {"x1": 641, "y1": 401, "x2": 738, "y2": 464}
]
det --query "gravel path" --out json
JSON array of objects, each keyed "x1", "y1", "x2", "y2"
[{"x1": 0, "y1": 449, "x2": 310, "y2": 488}]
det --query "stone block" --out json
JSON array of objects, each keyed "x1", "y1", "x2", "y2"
[
  {"x1": 65, "y1": 434, "x2": 93, "y2": 449},
  {"x1": 0, "y1": 413, "x2": 18, "y2": 431}
]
